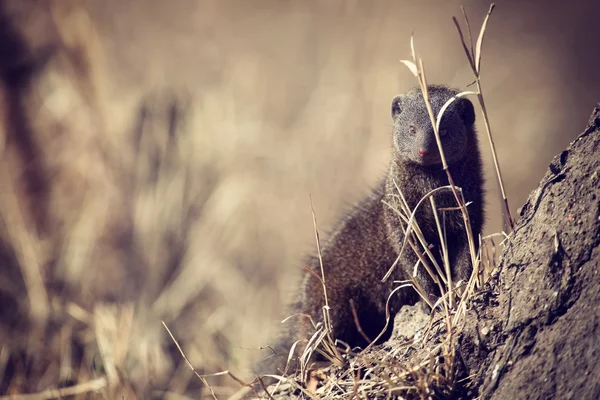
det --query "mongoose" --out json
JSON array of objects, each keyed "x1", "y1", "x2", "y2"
[{"x1": 256, "y1": 85, "x2": 484, "y2": 379}]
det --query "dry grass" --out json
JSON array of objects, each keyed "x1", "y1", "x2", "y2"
[{"x1": 0, "y1": 2, "x2": 216, "y2": 397}]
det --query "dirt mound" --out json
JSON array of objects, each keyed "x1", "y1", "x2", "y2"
[{"x1": 456, "y1": 106, "x2": 600, "y2": 399}]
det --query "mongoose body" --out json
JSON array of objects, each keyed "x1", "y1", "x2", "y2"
[{"x1": 257, "y1": 85, "x2": 484, "y2": 377}]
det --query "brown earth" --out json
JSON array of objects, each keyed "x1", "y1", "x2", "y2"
[{"x1": 455, "y1": 107, "x2": 600, "y2": 399}]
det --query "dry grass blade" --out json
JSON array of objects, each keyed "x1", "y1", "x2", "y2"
[
  {"x1": 0, "y1": 377, "x2": 108, "y2": 400},
  {"x1": 282, "y1": 312, "x2": 318, "y2": 330},
  {"x1": 385, "y1": 181, "x2": 450, "y2": 290},
  {"x1": 381, "y1": 194, "x2": 453, "y2": 311},
  {"x1": 307, "y1": 194, "x2": 344, "y2": 372},
  {"x1": 475, "y1": 4, "x2": 496, "y2": 73},
  {"x1": 435, "y1": 91, "x2": 478, "y2": 133},
  {"x1": 389, "y1": 185, "x2": 459, "y2": 275},
  {"x1": 0, "y1": 168, "x2": 49, "y2": 324},
  {"x1": 283, "y1": 339, "x2": 303, "y2": 377},
  {"x1": 381, "y1": 248, "x2": 403, "y2": 284},
  {"x1": 452, "y1": 3, "x2": 513, "y2": 231},
  {"x1": 350, "y1": 299, "x2": 373, "y2": 344},
  {"x1": 400, "y1": 60, "x2": 419, "y2": 77},
  {"x1": 418, "y1": 62, "x2": 451, "y2": 171},
  {"x1": 256, "y1": 379, "x2": 276, "y2": 400},
  {"x1": 361, "y1": 284, "x2": 414, "y2": 353},
  {"x1": 161, "y1": 321, "x2": 218, "y2": 400},
  {"x1": 452, "y1": 16, "x2": 476, "y2": 72},
  {"x1": 308, "y1": 195, "x2": 330, "y2": 326},
  {"x1": 382, "y1": 192, "x2": 445, "y2": 282},
  {"x1": 460, "y1": 6, "x2": 475, "y2": 60},
  {"x1": 93, "y1": 305, "x2": 129, "y2": 388},
  {"x1": 381, "y1": 197, "x2": 446, "y2": 294},
  {"x1": 429, "y1": 196, "x2": 453, "y2": 308}
]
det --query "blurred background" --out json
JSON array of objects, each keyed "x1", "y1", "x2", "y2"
[{"x1": 0, "y1": 0, "x2": 598, "y2": 397}]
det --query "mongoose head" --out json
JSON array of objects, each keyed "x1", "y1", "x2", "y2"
[{"x1": 391, "y1": 85, "x2": 475, "y2": 166}]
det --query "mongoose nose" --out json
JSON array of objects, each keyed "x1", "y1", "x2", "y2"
[{"x1": 418, "y1": 148, "x2": 429, "y2": 157}]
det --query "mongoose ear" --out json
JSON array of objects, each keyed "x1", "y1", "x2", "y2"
[
  {"x1": 457, "y1": 97, "x2": 476, "y2": 127},
  {"x1": 391, "y1": 95, "x2": 404, "y2": 119}
]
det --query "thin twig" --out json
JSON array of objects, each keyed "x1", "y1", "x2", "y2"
[
  {"x1": 430, "y1": 197, "x2": 453, "y2": 308},
  {"x1": 350, "y1": 299, "x2": 373, "y2": 344},
  {"x1": 161, "y1": 321, "x2": 218, "y2": 400}
]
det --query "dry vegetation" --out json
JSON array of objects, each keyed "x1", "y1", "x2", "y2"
[{"x1": 0, "y1": 0, "x2": 599, "y2": 398}]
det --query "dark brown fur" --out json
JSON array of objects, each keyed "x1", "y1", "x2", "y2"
[{"x1": 255, "y1": 85, "x2": 484, "y2": 378}]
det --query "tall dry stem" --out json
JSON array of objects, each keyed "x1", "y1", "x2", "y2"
[{"x1": 453, "y1": 3, "x2": 514, "y2": 231}]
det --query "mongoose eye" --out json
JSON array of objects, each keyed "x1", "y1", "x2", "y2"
[
  {"x1": 439, "y1": 129, "x2": 447, "y2": 137},
  {"x1": 408, "y1": 126, "x2": 416, "y2": 135}
]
